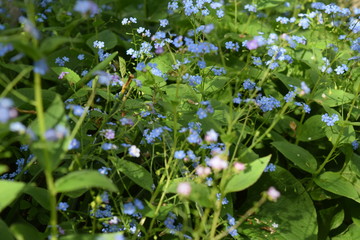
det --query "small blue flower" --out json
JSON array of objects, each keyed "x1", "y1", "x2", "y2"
[
  {"x1": 243, "y1": 79, "x2": 256, "y2": 90},
  {"x1": 57, "y1": 202, "x2": 69, "y2": 211},
  {"x1": 264, "y1": 163, "x2": 276, "y2": 172},
  {"x1": 174, "y1": 150, "x2": 186, "y2": 159},
  {"x1": 68, "y1": 138, "x2": 80, "y2": 150},
  {"x1": 321, "y1": 113, "x2": 339, "y2": 126},
  {"x1": 159, "y1": 19, "x2": 169, "y2": 27},
  {"x1": 123, "y1": 202, "x2": 136, "y2": 215},
  {"x1": 98, "y1": 167, "x2": 111, "y2": 175},
  {"x1": 197, "y1": 108, "x2": 207, "y2": 119},
  {"x1": 352, "y1": 140, "x2": 359, "y2": 150}
]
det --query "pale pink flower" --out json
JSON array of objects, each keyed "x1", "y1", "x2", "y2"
[
  {"x1": 208, "y1": 155, "x2": 228, "y2": 170},
  {"x1": 234, "y1": 162, "x2": 246, "y2": 171},
  {"x1": 195, "y1": 166, "x2": 211, "y2": 177},
  {"x1": 267, "y1": 187, "x2": 280, "y2": 202},
  {"x1": 177, "y1": 182, "x2": 191, "y2": 197}
]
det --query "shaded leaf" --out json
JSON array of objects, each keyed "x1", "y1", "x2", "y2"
[
  {"x1": 314, "y1": 172, "x2": 360, "y2": 203},
  {"x1": 272, "y1": 141, "x2": 317, "y2": 173},
  {"x1": 242, "y1": 166, "x2": 318, "y2": 240},
  {"x1": 111, "y1": 157, "x2": 153, "y2": 192}
]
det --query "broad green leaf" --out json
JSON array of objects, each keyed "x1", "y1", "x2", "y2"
[
  {"x1": 242, "y1": 167, "x2": 318, "y2": 240},
  {"x1": 23, "y1": 185, "x2": 50, "y2": 210},
  {"x1": 0, "y1": 219, "x2": 14, "y2": 240},
  {"x1": 55, "y1": 170, "x2": 118, "y2": 193},
  {"x1": 325, "y1": 124, "x2": 356, "y2": 146},
  {"x1": 272, "y1": 141, "x2": 317, "y2": 173},
  {"x1": 86, "y1": 30, "x2": 118, "y2": 52},
  {"x1": 10, "y1": 222, "x2": 44, "y2": 240},
  {"x1": 60, "y1": 232, "x2": 125, "y2": 240},
  {"x1": 297, "y1": 115, "x2": 326, "y2": 142},
  {"x1": 0, "y1": 181, "x2": 25, "y2": 212},
  {"x1": 0, "y1": 164, "x2": 8, "y2": 175},
  {"x1": 332, "y1": 224, "x2": 360, "y2": 240},
  {"x1": 314, "y1": 172, "x2": 360, "y2": 203},
  {"x1": 314, "y1": 89, "x2": 354, "y2": 107},
  {"x1": 40, "y1": 36, "x2": 82, "y2": 53},
  {"x1": 52, "y1": 67, "x2": 81, "y2": 84},
  {"x1": 112, "y1": 157, "x2": 153, "y2": 192},
  {"x1": 224, "y1": 155, "x2": 271, "y2": 194},
  {"x1": 275, "y1": 73, "x2": 302, "y2": 89},
  {"x1": 330, "y1": 209, "x2": 344, "y2": 230},
  {"x1": 167, "y1": 179, "x2": 213, "y2": 208}
]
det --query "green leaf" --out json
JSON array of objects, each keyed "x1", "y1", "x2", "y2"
[
  {"x1": 242, "y1": 166, "x2": 318, "y2": 240},
  {"x1": 10, "y1": 222, "x2": 44, "y2": 240},
  {"x1": 0, "y1": 219, "x2": 14, "y2": 240},
  {"x1": 257, "y1": 0, "x2": 284, "y2": 10},
  {"x1": 0, "y1": 164, "x2": 8, "y2": 175},
  {"x1": 314, "y1": 172, "x2": 360, "y2": 203},
  {"x1": 272, "y1": 141, "x2": 318, "y2": 173},
  {"x1": 275, "y1": 73, "x2": 302, "y2": 89},
  {"x1": 0, "y1": 180, "x2": 25, "y2": 212},
  {"x1": 224, "y1": 155, "x2": 271, "y2": 194},
  {"x1": 118, "y1": 56, "x2": 127, "y2": 78},
  {"x1": 86, "y1": 30, "x2": 118, "y2": 52},
  {"x1": 60, "y1": 232, "x2": 125, "y2": 240},
  {"x1": 297, "y1": 115, "x2": 326, "y2": 142},
  {"x1": 55, "y1": 170, "x2": 118, "y2": 193},
  {"x1": 111, "y1": 157, "x2": 153, "y2": 192},
  {"x1": 23, "y1": 185, "x2": 50, "y2": 210},
  {"x1": 52, "y1": 67, "x2": 81, "y2": 84},
  {"x1": 325, "y1": 124, "x2": 356, "y2": 146},
  {"x1": 332, "y1": 224, "x2": 360, "y2": 240},
  {"x1": 40, "y1": 36, "x2": 82, "y2": 53},
  {"x1": 314, "y1": 89, "x2": 354, "y2": 107},
  {"x1": 167, "y1": 179, "x2": 213, "y2": 208}
]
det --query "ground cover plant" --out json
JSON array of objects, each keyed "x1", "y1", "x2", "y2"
[{"x1": 0, "y1": 0, "x2": 360, "y2": 239}]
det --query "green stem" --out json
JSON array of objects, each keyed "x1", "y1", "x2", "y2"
[{"x1": 34, "y1": 73, "x2": 58, "y2": 240}]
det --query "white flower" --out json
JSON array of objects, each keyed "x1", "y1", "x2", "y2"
[{"x1": 129, "y1": 145, "x2": 140, "y2": 157}]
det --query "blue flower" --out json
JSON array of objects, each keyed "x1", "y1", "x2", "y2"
[
  {"x1": 321, "y1": 113, "x2": 339, "y2": 126},
  {"x1": 98, "y1": 167, "x2": 111, "y2": 175},
  {"x1": 57, "y1": 202, "x2": 69, "y2": 211},
  {"x1": 243, "y1": 79, "x2": 256, "y2": 90},
  {"x1": 159, "y1": 19, "x2": 169, "y2": 27},
  {"x1": 197, "y1": 108, "x2": 207, "y2": 119},
  {"x1": 256, "y1": 96, "x2": 281, "y2": 112},
  {"x1": 123, "y1": 202, "x2": 136, "y2": 215},
  {"x1": 174, "y1": 150, "x2": 186, "y2": 159},
  {"x1": 352, "y1": 140, "x2": 359, "y2": 150},
  {"x1": 68, "y1": 138, "x2": 80, "y2": 150},
  {"x1": 264, "y1": 163, "x2": 276, "y2": 172}
]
